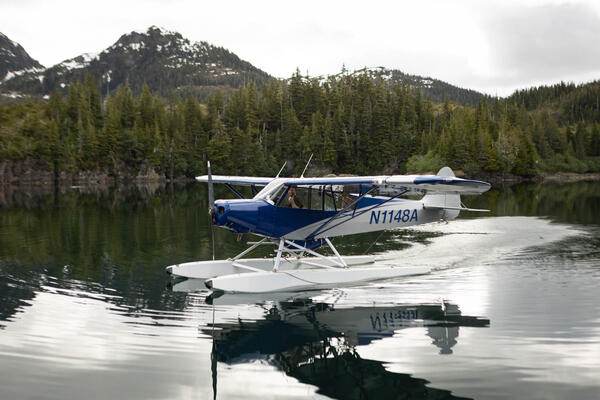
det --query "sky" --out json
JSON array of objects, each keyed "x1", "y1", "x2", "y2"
[{"x1": 1, "y1": 0, "x2": 600, "y2": 96}]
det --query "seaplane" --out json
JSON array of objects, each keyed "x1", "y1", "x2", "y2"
[{"x1": 166, "y1": 159, "x2": 491, "y2": 293}]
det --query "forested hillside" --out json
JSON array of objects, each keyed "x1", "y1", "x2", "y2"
[{"x1": 1, "y1": 72, "x2": 599, "y2": 184}]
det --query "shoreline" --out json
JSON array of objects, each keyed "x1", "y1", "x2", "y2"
[
  {"x1": 1, "y1": 171, "x2": 597, "y2": 208},
  {"x1": 0, "y1": 160, "x2": 192, "y2": 187},
  {"x1": 3, "y1": 159, "x2": 600, "y2": 187},
  {"x1": 460, "y1": 171, "x2": 600, "y2": 185},
  {"x1": 1, "y1": 171, "x2": 599, "y2": 189},
  {"x1": 536, "y1": 172, "x2": 600, "y2": 182}
]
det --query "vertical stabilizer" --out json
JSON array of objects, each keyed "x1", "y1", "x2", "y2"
[{"x1": 422, "y1": 167, "x2": 460, "y2": 220}]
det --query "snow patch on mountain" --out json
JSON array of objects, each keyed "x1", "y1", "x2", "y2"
[
  {"x1": 0, "y1": 48, "x2": 15, "y2": 58},
  {"x1": 127, "y1": 42, "x2": 145, "y2": 51},
  {"x1": 134, "y1": 25, "x2": 177, "y2": 37},
  {"x1": 1, "y1": 91, "x2": 24, "y2": 99},
  {"x1": 2, "y1": 66, "x2": 44, "y2": 83},
  {"x1": 58, "y1": 52, "x2": 98, "y2": 70}
]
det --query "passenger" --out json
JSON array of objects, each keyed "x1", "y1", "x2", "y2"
[
  {"x1": 342, "y1": 187, "x2": 355, "y2": 209},
  {"x1": 287, "y1": 186, "x2": 303, "y2": 208}
]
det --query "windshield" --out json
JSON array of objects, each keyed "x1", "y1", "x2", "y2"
[{"x1": 253, "y1": 179, "x2": 286, "y2": 202}]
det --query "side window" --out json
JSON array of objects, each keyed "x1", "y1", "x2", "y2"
[
  {"x1": 278, "y1": 186, "x2": 329, "y2": 210},
  {"x1": 277, "y1": 185, "x2": 355, "y2": 211},
  {"x1": 293, "y1": 187, "x2": 309, "y2": 209},
  {"x1": 323, "y1": 190, "x2": 336, "y2": 211},
  {"x1": 278, "y1": 186, "x2": 309, "y2": 209},
  {"x1": 321, "y1": 187, "x2": 345, "y2": 211},
  {"x1": 340, "y1": 185, "x2": 359, "y2": 209}
]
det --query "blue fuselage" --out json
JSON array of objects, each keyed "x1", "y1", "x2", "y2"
[
  {"x1": 213, "y1": 195, "x2": 428, "y2": 241},
  {"x1": 214, "y1": 199, "x2": 337, "y2": 238}
]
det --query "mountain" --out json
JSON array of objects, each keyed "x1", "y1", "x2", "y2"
[
  {"x1": 0, "y1": 26, "x2": 271, "y2": 98},
  {"x1": 1, "y1": 27, "x2": 483, "y2": 106},
  {"x1": 0, "y1": 32, "x2": 44, "y2": 96},
  {"x1": 350, "y1": 67, "x2": 485, "y2": 106}
]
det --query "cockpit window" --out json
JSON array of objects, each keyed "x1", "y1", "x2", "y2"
[
  {"x1": 254, "y1": 179, "x2": 286, "y2": 203},
  {"x1": 269, "y1": 185, "x2": 288, "y2": 204},
  {"x1": 256, "y1": 181, "x2": 366, "y2": 211},
  {"x1": 276, "y1": 185, "x2": 348, "y2": 211}
]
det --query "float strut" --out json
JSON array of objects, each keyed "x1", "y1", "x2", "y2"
[
  {"x1": 231, "y1": 237, "x2": 267, "y2": 261},
  {"x1": 325, "y1": 238, "x2": 348, "y2": 268},
  {"x1": 273, "y1": 239, "x2": 285, "y2": 272}
]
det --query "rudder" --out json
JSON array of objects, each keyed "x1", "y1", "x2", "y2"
[{"x1": 422, "y1": 167, "x2": 460, "y2": 220}]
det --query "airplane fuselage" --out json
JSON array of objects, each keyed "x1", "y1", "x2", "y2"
[{"x1": 213, "y1": 196, "x2": 445, "y2": 240}]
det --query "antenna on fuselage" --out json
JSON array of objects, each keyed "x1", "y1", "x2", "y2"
[
  {"x1": 300, "y1": 154, "x2": 313, "y2": 178},
  {"x1": 275, "y1": 161, "x2": 287, "y2": 178}
]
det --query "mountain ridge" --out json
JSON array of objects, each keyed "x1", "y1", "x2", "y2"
[
  {"x1": 0, "y1": 32, "x2": 44, "y2": 89},
  {"x1": 1, "y1": 27, "x2": 483, "y2": 105},
  {"x1": 0, "y1": 26, "x2": 271, "y2": 99},
  {"x1": 308, "y1": 66, "x2": 485, "y2": 105}
]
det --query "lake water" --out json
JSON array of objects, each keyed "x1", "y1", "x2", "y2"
[{"x1": 0, "y1": 182, "x2": 599, "y2": 400}]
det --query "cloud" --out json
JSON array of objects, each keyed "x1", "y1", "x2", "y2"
[
  {"x1": 1, "y1": 0, "x2": 599, "y2": 97},
  {"x1": 481, "y1": 2, "x2": 600, "y2": 90}
]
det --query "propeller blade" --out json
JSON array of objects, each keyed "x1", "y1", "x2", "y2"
[
  {"x1": 210, "y1": 222, "x2": 215, "y2": 261},
  {"x1": 207, "y1": 161, "x2": 215, "y2": 216},
  {"x1": 207, "y1": 161, "x2": 216, "y2": 261}
]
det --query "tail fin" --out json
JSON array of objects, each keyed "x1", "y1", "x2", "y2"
[{"x1": 422, "y1": 167, "x2": 460, "y2": 220}]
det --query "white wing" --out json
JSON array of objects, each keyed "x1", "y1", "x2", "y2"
[
  {"x1": 283, "y1": 175, "x2": 490, "y2": 195},
  {"x1": 195, "y1": 175, "x2": 274, "y2": 186},
  {"x1": 196, "y1": 167, "x2": 491, "y2": 195}
]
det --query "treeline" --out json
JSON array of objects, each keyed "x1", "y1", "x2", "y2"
[
  {"x1": 509, "y1": 80, "x2": 600, "y2": 123},
  {"x1": 1, "y1": 72, "x2": 600, "y2": 181}
]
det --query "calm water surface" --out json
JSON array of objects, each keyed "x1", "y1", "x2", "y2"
[{"x1": 0, "y1": 182, "x2": 599, "y2": 399}]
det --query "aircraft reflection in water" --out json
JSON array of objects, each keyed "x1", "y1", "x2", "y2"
[{"x1": 204, "y1": 293, "x2": 489, "y2": 400}]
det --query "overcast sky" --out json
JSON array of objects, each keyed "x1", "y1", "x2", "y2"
[{"x1": 1, "y1": 0, "x2": 599, "y2": 96}]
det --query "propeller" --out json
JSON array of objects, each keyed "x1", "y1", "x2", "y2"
[
  {"x1": 207, "y1": 161, "x2": 216, "y2": 260},
  {"x1": 207, "y1": 161, "x2": 216, "y2": 218}
]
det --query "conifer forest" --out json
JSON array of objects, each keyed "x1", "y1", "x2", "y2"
[{"x1": 1, "y1": 72, "x2": 600, "y2": 181}]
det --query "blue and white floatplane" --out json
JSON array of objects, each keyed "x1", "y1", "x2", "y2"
[{"x1": 166, "y1": 162, "x2": 491, "y2": 293}]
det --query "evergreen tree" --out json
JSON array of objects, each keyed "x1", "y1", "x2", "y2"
[
  {"x1": 574, "y1": 123, "x2": 587, "y2": 160},
  {"x1": 589, "y1": 123, "x2": 600, "y2": 157},
  {"x1": 206, "y1": 118, "x2": 232, "y2": 173},
  {"x1": 513, "y1": 130, "x2": 537, "y2": 176},
  {"x1": 85, "y1": 74, "x2": 102, "y2": 129}
]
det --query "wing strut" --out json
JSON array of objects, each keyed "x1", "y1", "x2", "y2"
[{"x1": 224, "y1": 183, "x2": 244, "y2": 199}]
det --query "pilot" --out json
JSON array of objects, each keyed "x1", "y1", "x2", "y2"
[{"x1": 287, "y1": 186, "x2": 303, "y2": 208}]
